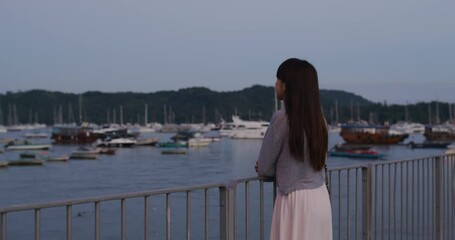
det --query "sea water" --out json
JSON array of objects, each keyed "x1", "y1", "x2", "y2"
[{"x1": 0, "y1": 130, "x2": 446, "y2": 239}]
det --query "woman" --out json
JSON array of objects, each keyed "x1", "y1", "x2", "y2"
[{"x1": 256, "y1": 58, "x2": 332, "y2": 240}]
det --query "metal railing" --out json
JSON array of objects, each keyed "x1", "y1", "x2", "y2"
[
  {"x1": 328, "y1": 154, "x2": 455, "y2": 240},
  {"x1": 0, "y1": 154, "x2": 454, "y2": 240}
]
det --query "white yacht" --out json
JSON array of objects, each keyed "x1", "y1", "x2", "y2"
[
  {"x1": 390, "y1": 121, "x2": 425, "y2": 134},
  {"x1": 228, "y1": 115, "x2": 269, "y2": 139}
]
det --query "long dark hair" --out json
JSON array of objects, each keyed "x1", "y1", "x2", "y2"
[{"x1": 276, "y1": 58, "x2": 328, "y2": 171}]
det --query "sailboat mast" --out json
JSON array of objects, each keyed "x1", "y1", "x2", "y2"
[
  {"x1": 144, "y1": 103, "x2": 148, "y2": 126},
  {"x1": 436, "y1": 102, "x2": 440, "y2": 124},
  {"x1": 335, "y1": 100, "x2": 339, "y2": 124},
  {"x1": 78, "y1": 94, "x2": 83, "y2": 124},
  {"x1": 405, "y1": 102, "x2": 409, "y2": 122}
]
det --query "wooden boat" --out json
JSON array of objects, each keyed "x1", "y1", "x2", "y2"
[
  {"x1": 51, "y1": 125, "x2": 103, "y2": 144},
  {"x1": 423, "y1": 124, "x2": 455, "y2": 142},
  {"x1": 8, "y1": 160, "x2": 44, "y2": 166},
  {"x1": 340, "y1": 124, "x2": 408, "y2": 144},
  {"x1": 45, "y1": 155, "x2": 69, "y2": 162}
]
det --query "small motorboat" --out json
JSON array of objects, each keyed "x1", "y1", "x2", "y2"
[
  {"x1": 157, "y1": 141, "x2": 188, "y2": 148},
  {"x1": 329, "y1": 144, "x2": 385, "y2": 159},
  {"x1": 161, "y1": 148, "x2": 187, "y2": 155},
  {"x1": 407, "y1": 141, "x2": 451, "y2": 149},
  {"x1": 70, "y1": 147, "x2": 99, "y2": 160},
  {"x1": 24, "y1": 133, "x2": 49, "y2": 138},
  {"x1": 96, "y1": 138, "x2": 137, "y2": 148},
  {"x1": 97, "y1": 148, "x2": 116, "y2": 155},
  {"x1": 45, "y1": 155, "x2": 70, "y2": 162},
  {"x1": 136, "y1": 138, "x2": 160, "y2": 146},
  {"x1": 5, "y1": 141, "x2": 51, "y2": 151}
]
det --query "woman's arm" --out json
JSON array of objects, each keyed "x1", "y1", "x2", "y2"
[{"x1": 257, "y1": 111, "x2": 286, "y2": 177}]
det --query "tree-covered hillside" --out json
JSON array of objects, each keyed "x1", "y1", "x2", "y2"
[{"x1": 0, "y1": 86, "x2": 453, "y2": 125}]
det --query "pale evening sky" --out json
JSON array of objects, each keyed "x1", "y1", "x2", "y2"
[{"x1": 0, "y1": 1, "x2": 454, "y2": 104}]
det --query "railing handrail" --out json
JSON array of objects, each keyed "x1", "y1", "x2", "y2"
[
  {"x1": 0, "y1": 182, "x2": 225, "y2": 213},
  {"x1": 1, "y1": 153, "x2": 453, "y2": 213}
]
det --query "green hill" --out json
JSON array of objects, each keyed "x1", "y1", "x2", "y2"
[{"x1": 0, "y1": 86, "x2": 452, "y2": 125}]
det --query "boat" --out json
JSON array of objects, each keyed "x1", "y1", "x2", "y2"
[
  {"x1": 407, "y1": 141, "x2": 452, "y2": 149},
  {"x1": 157, "y1": 141, "x2": 188, "y2": 148},
  {"x1": 4, "y1": 141, "x2": 52, "y2": 150},
  {"x1": 45, "y1": 155, "x2": 69, "y2": 162},
  {"x1": 188, "y1": 138, "x2": 210, "y2": 147},
  {"x1": 136, "y1": 138, "x2": 160, "y2": 146},
  {"x1": 8, "y1": 160, "x2": 44, "y2": 166},
  {"x1": 97, "y1": 148, "x2": 116, "y2": 155},
  {"x1": 95, "y1": 138, "x2": 137, "y2": 147},
  {"x1": 340, "y1": 124, "x2": 408, "y2": 144},
  {"x1": 0, "y1": 162, "x2": 8, "y2": 168},
  {"x1": 161, "y1": 148, "x2": 187, "y2": 155},
  {"x1": 69, "y1": 148, "x2": 99, "y2": 160},
  {"x1": 329, "y1": 144, "x2": 385, "y2": 159},
  {"x1": 390, "y1": 121, "x2": 425, "y2": 134},
  {"x1": 229, "y1": 115, "x2": 269, "y2": 139},
  {"x1": 51, "y1": 124, "x2": 103, "y2": 144},
  {"x1": 423, "y1": 124, "x2": 455, "y2": 142}
]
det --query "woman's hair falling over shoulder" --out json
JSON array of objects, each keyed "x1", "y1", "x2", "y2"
[{"x1": 276, "y1": 58, "x2": 328, "y2": 171}]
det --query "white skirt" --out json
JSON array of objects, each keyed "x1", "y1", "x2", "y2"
[{"x1": 270, "y1": 185, "x2": 332, "y2": 240}]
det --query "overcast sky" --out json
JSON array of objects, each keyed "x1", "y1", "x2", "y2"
[{"x1": 1, "y1": 1, "x2": 454, "y2": 104}]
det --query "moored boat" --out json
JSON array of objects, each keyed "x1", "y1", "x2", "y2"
[
  {"x1": 340, "y1": 124, "x2": 408, "y2": 144},
  {"x1": 5, "y1": 141, "x2": 51, "y2": 150},
  {"x1": 423, "y1": 124, "x2": 455, "y2": 142},
  {"x1": 161, "y1": 148, "x2": 187, "y2": 155},
  {"x1": 95, "y1": 138, "x2": 137, "y2": 147},
  {"x1": 157, "y1": 141, "x2": 188, "y2": 148},
  {"x1": 136, "y1": 138, "x2": 160, "y2": 146},
  {"x1": 45, "y1": 155, "x2": 69, "y2": 162},
  {"x1": 8, "y1": 159, "x2": 44, "y2": 166},
  {"x1": 51, "y1": 124, "x2": 103, "y2": 144},
  {"x1": 329, "y1": 144, "x2": 385, "y2": 159}
]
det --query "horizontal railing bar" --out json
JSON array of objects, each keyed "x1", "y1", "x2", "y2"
[
  {"x1": 0, "y1": 183, "x2": 226, "y2": 213},
  {"x1": 1, "y1": 153, "x2": 453, "y2": 217}
]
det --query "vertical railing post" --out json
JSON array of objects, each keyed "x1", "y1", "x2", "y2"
[
  {"x1": 219, "y1": 187, "x2": 227, "y2": 240},
  {"x1": 1, "y1": 213, "x2": 6, "y2": 240},
  {"x1": 434, "y1": 156, "x2": 444, "y2": 240},
  {"x1": 362, "y1": 164, "x2": 373, "y2": 240}
]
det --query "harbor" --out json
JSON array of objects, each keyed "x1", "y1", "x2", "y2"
[{"x1": 0, "y1": 125, "x2": 454, "y2": 239}]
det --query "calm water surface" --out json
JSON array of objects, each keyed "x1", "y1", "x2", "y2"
[{"x1": 0, "y1": 129, "x2": 446, "y2": 239}]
